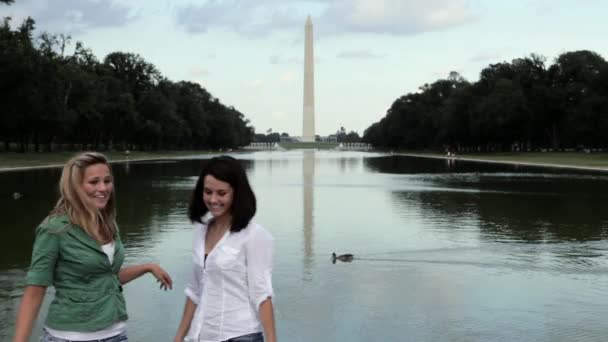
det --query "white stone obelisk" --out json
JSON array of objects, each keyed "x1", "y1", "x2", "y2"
[{"x1": 302, "y1": 15, "x2": 316, "y2": 143}]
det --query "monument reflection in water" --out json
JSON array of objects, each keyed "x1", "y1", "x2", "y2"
[{"x1": 302, "y1": 150, "x2": 315, "y2": 276}]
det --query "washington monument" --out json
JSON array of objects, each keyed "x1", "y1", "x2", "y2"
[{"x1": 302, "y1": 15, "x2": 315, "y2": 142}]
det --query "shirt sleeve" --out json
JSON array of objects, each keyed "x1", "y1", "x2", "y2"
[
  {"x1": 25, "y1": 224, "x2": 60, "y2": 286},
  {"x1": 185, "y1": 224, "x2": 203, "y2": 305},
  {"x1": 184, "y1": 261, "x2": 202, "y2": 305},
  {"x1": 246, "y1": 225, "x2": 274, "y2": 311}
]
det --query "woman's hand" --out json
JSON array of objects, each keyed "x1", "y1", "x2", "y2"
[
  {"x1": 119, "y1": 263, "x2": 173, "y2": 289},
  {"x1": 149, "y1": 263, "x2": 173, "y2": 290}
]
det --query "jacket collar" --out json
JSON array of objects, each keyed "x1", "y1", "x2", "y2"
[
  {"x1": 60, "y1": 216, "x2": 120, "y2": 251},
  {"x1": 66, "y1": 224, "x2": 103, "y2": 251}
]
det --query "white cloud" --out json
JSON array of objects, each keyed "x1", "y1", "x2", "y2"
[
  {"x1": 468, "y1": 50, "x2": 508, "y2": 63},
  {"x1": 243, "y1": 79, "x2": 264, "y2": 88},
  {"x1": 188, "y1": 67, "x2": 210, "y2": 78},
  {"x1": 321, "y1": 0, "x2": 476, "y2": 35},
  {"x1": 269, "y1": 55, "x2": 281, "y2": 65},
  {"x1": 174, "y1": 0, "x2": 477, "y2": 37},
  {"x1": 270, "y1": 55, "x2": 301, "y2": 65},
  {"x1": 337, "y1": 49, "x2": 387, "y2": 59},
  {"x1": 271, "y1": 111, "x2": 286, "y2": 119},
  {"x1": 4, "y1": 0, "x2": 135, "y2": 34},
  {"x1": 174, "y1": 0, "x2": 301, "y2": 36},
  {"x1": 279, "y1": 71, "x2": 297, "y2": 83}
]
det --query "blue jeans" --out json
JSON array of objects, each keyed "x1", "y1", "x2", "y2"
[
  {"x1": 41, "y1": 329, "x2": 128, "y2": 342},
  {"x1": 223, "y1": 332, "x2": 264, "y2": 342}
]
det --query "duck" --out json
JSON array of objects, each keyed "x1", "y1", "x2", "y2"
[
  {"x1": 12, "y1": 192, "x2": 23, "y2": 200},
  {"x1": 332, "y1": 252, "x2": 354, "y2": 263}
]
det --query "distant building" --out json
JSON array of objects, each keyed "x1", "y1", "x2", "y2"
[{"x1": 319, "y1": 135, "x2": 337, "y2": 143}]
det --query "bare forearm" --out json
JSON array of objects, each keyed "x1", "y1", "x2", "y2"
[
  {"x1": 174, "y1": 298, "x2": 197, "y2": 342},
  {"x1": 13, "y1": 286, "x2": 46, "y2": 342},
  {"x1": 259, "y1": 299, "x2": 276, "y2": 342},
  {"x1": 119, "y1": 263, "x2": 153, "y2": 285}
]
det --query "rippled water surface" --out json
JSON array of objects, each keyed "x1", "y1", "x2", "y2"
[{"x1": 2, "y1": 151, "x2": 608, "y2": 341}]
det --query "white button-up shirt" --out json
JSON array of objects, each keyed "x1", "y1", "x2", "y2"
[{"x1": 184, "y1": 220, "x2": 274, "y2": 342}]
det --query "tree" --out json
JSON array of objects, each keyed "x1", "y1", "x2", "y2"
[
  {"x1": 363, "y1": 51, "x2": 608, "y2": 151},
  {"x1": 550, "y1": 50, "x2": 608, "y2": 148},
  {"x1": 436, "y1": 83, "x2": 474, "y2": 150},
  {"x1": 172, "y1": 81, "x2": 211, "y2": 148},
  {"x1": 344, "y1": 131, "x2": 361, "y2": 143},
  {"x1": 473, "y1": 79, "x2": 532, "y2": 151},
  {"x1": 0, "y1": 17, "x2": 39, "y2": 152},
  {"x1": 103, "y1": 52, "x2": 162, "y2": 101},
  {"x1": 265, "y1": 132, "x2": 280, "y2": 143},
  {"x1": 0, "y1": 17, "x2": 281, "y2": 152}
]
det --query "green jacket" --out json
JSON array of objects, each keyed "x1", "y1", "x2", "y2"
[{"x1": 25, "y1": 214, "x2": 128, "y2": 331}]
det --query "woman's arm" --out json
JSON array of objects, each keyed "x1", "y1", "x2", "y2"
[
  {"x1": 119, "y1": 263, "x2": 173, "y2": 290},
  {"x1": 245, "y1": 226, "x2": 276, "y2": 341},
  {"x1": 259, "y1": 298, "x2": 277, "y2": 342},
  {"x1": 176, "y1": 233, "x2": 204, "y2": 342},
  {"x1": 13, "y1": 285, "x2": 47, "y2": 342},
  {"x1": 16, "y1": 222, "x2": 60, "y2": 342},
  {"x1": 174, "y1": 297, "x2": 197, "y2": 342}
]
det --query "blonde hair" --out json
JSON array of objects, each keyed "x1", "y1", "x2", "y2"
[{"x1": 51, "y1": 152, "x2": 116, "y2": 243}]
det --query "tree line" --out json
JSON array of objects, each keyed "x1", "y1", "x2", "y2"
[
  {"x1": 0, "y1": 16, "x2": 254, "y2": 152},
  {"x1": 363, "y1": 51, "x2": 608, "y2": 152}
]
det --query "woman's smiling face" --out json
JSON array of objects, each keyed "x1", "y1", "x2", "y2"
[
  {"x1": 81, "y1": 163, "x2": 113, "y2": 210},
  {"x1": 203, "y1": 174, "x2": 234, "y2": 220}
]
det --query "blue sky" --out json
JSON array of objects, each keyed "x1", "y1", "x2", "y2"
[{"x1": 3, "y1": 0, "x2": 608, "y2": 136}]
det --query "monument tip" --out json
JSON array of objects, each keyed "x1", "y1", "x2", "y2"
[{"x1": 306, "y1": 15, "x2": 312, "y2": 25}]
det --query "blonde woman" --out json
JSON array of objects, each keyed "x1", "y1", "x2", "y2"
[{"x1": 13, "y1": 152, "x2": 172, "y2": 342}]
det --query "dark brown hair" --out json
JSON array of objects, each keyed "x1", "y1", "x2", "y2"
[{"x1": 188, "y1": 156, "x2": 256, "y2": 232}]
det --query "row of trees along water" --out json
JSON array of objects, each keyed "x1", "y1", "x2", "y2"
[
  {"x1": 363, "y1": 51, "x2": 608, "y2": 152},
  {"x1": 0, "y1": 15, "x2": 254, "y2": 153}
]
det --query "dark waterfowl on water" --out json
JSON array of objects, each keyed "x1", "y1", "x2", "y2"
[{"x1": 332, "y1": 252, "x2": 354, "y2": 263}]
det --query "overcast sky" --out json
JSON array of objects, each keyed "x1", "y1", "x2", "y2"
[{"x1": 3, "y1": 0, "x2": 608, "y2": 136}]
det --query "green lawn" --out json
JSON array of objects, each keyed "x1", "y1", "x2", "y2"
[
  {"x1": 279, "y1": 142, "x2": 339, "y2": 149},
  {"x1": 465, "y1": 152, "x2": 608, "y2": 167},
  {"x1": 4, "y1": 150, "x2": 608, "y2": 171},
  {"x1": 0, "y1": 150, "x2": 213, "y2": 170}
]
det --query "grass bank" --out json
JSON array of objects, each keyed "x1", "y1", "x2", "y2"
[
  {"x1": 0, "y1": 150, "x2": 213, "y2": 172},
  {"x1": 279, "y1": 142, "x2": 339, "y2": 149},
  {"x1": 397, "y1": 152, "x2": 608, "y2": 172},
  {"x1": 4, "y1": 150, "x2": 608, "y2": 173}
]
